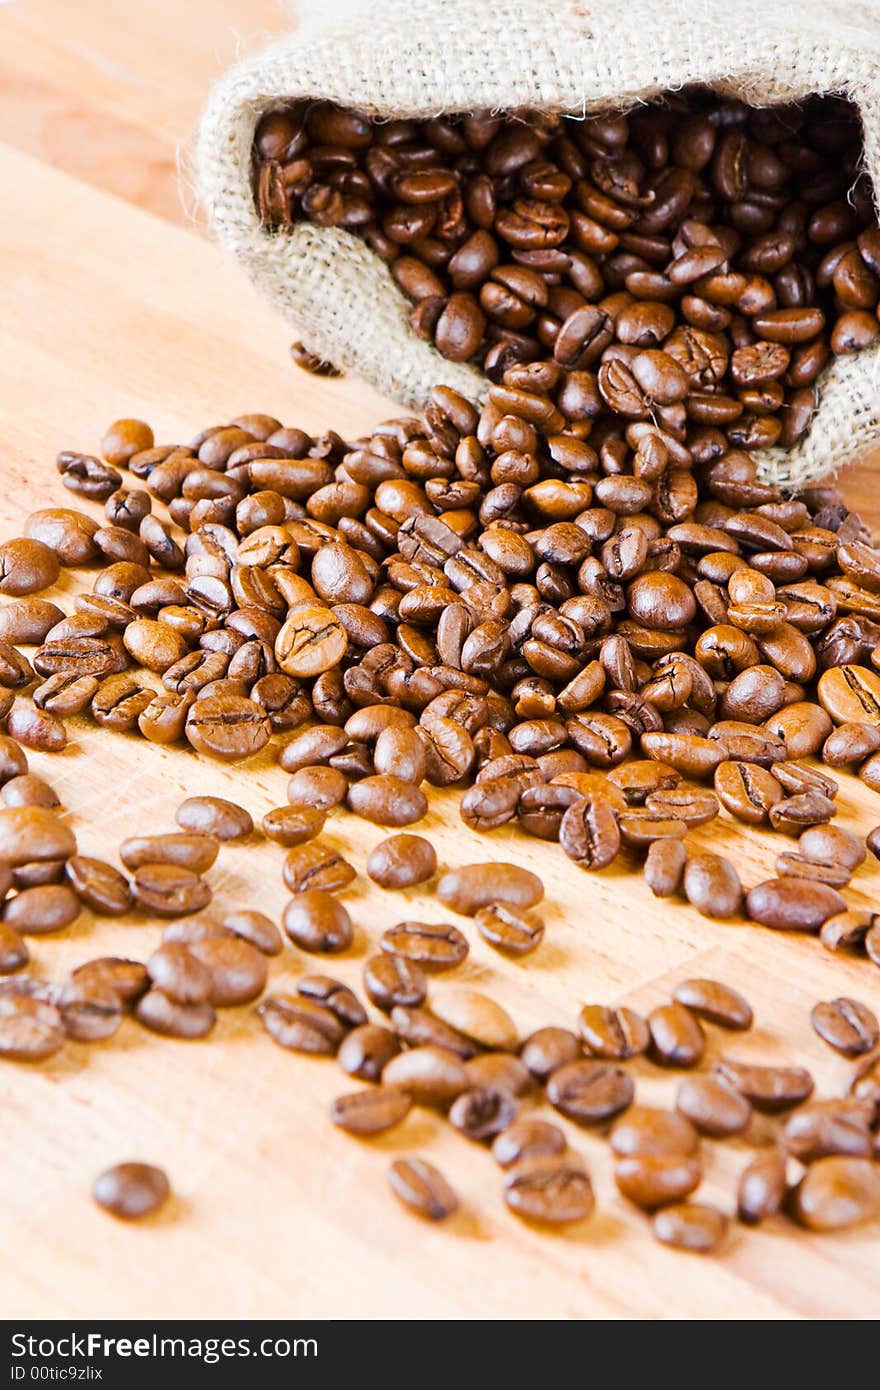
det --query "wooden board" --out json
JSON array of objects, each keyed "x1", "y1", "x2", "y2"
[{"x1": 0, "y1": 5, "x2": 879, "y2": 1321}]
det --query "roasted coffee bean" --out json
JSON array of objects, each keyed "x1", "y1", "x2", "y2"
[
  {"x1": 64, "y1": 856, "x2": 132, "y2": 915},
  {"x1": 175, "y1": 796, "x2": 254, "y2": 840},
  {"x1": 261, "y1": 803, "x2": 326, "y2": 846},
  {"x1": 503, "y1": 1155, "x2": 594, "y2": 1226},
  {"x1": 738, "y1": 1147, "x2": 788, "y2": 1225},
  {"x1": 783, "y1": 1100, "x2": 875, "y2": 1162},
  {"x1": 791, "y1": 1157, "x2": 880, "y2": 1232},
  {"x1": 577, "y1": 1004, "x2": 649, "y2": 1060},
  {"x1": 134, "y1": 989, "x2": 216, "y2": 1039},
  {"x1": 652, "y1": 1203, "x2": 727, "y2": 1254},
  {"x1": 613, "y1": 1105, "x2": 699, "y2": 1163},
  {"x1": 366, "y1": 833, "x2": 437, "y2": 889},
  {"x1": 672, "y1": 979, "x2": 753, "y2": 1030},
  {"x1": 147, "y1": 943, "x2": 212, "y2": 1005},
  {"x1": 331, "y1": 1086, "x2": 412, "y2": 1136},
  {"x1": 337, "y1": 1023, "x2": 401, "y2": 1080},
  {"x1": 187, "y1": 936, "x2": 268, "y2": 1007},
  {"x1": 347, "y1": 775, "x2": 427, "y2": 825},
  {"x1": 818, "y1": 663, "x2": 880, "y2": 726},
  {"x1": 6, "y1": 705, "x2": 67, "y2": 753},
  {"x1": 492, "y1": 1118, "x2": 567, "y2": 1168},
  {"x1": 519, "y1": 1026, "x2": 582, "y2": 1082},
  {"x1": 715, "y1": 1058, "x2": 814, "y2": 1112},
  {"x1": 474, "y1": 902, "x2": 544, "y2": 956},
  {"x1": 3, "y1": 884, "x2": 80, "y2": 936},
  {"x1": 0, "y1": 993, "x2": 64, "y2": 1060},
  {"x1": 220, "y1": 909, "x2": 283, "y2": 956},
  {"x1": 363, "y1": 953, "x2": 427, "y2": 1012},
  {"x1": 431, "y1": 988, "x2": 518, "y2": 1051},
  {"x1": 380, "y1": 920, "x2": 468, "y2": 971},
  {"x1": 283, "y1": 891, "x2": 353, "y2": 953},
  {"x1": 275, "y1": 605, "x2": 347, "y2": 678},
  {"x1": 0, "y1": 738, "x2": 29, "y2": 787},
  {"x1": 798, "y1": 823, "x2": 866, "y2": 871},
  {"x1": 614, "y1": 1153, "x2": 702, "y2": 1211},
  {"x1": 92, "y1": 1162, "x2": 170, "y2": 1221},
  {"x1": 546, "y1": 1059, "x2": 634, "y2": 1124},
  {"x1": 559, "y1": 794, "x2": 620, "y2": 869},
  {"x1": 811, "y1": 998, "x2": 879, "y2": 1057},
  {"x1": 382, "y1": 1045, "x2": 469, "y2": 1106},
  {"x1": 120, "y1": 832, "x2": 219, "y2": 874},
  {"x1": 258, "y1": 993, "x2": 344, "y2": 1054},
  {"x1": 59, "y1": 979, "x2": 123, "y2": 1042},
  {"x1": 647, "y1": 1003, "x2": 705, "y2": 1068},
  {"x1": 682, "y1": 853, "x2": 742, "y2": 919},
  {"x1": 391, "y1": 1005, "x2": 475, "y2": 1059},
  {"x1": 745, "y1": 878, "x2": 845, "y2": 933},
  {"x1": 449, "y1": 1086, "x2": 518, "y2": 1141},
  {"x1": 185, "y1": 694, "x2": 271, "y2": 761},
  {"x1": 436, "y1": 862, "x2": 543, "y2": 915},
  {"x1": 282, "y1": 842, "x2": 356, "y2": 893},
  {"x1": 71, "y1": 957, "x2": 149, "y2": 1004},
  {"x1": 822, "y1": 721, "x2": 880, "y2": 768},
  {"x1": 0, "y1": 807, "x2": 75, "y2": 865},
  {"x1": 131, "y1": 864, "x2": 211, "y2": 918},
  {"x1": 388, "y1": 1157, "x2": 458, "y2": 1221},
  {"x1": 644, "y1": 837, "x2": 686, "y2": 896},
  {"x1": 1, "y1": 775, "x2": 59, "y2": 810},
  {"x1": 676, "y1": 1075, "x2": 752, "y2": 1137}
]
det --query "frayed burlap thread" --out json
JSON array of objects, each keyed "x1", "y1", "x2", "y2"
[{"x1": 196, "y1": 0, "x2": 880, "y2": 489}]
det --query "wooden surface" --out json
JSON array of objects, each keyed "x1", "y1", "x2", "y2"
[{"x1": 1, "y1": 2, "x2": 879, "y2": 1323}]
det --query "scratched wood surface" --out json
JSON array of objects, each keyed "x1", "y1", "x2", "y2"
[{"x1": 0, "y1": 2, "x2": 879, "y2": 1321}]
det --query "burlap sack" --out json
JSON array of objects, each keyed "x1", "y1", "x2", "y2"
[{"x1": 197, "y1": 0, "x2": 880, "y2": 488}]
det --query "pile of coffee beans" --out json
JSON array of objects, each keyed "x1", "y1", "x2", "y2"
[
  {"x1": 0, "y1": 396, "x2": 879, "y2": 1254},
  {"x1": 254, "y1": 93, "x2": 880, "y2": 451}
]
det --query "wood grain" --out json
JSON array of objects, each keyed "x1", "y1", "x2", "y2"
[{"x1": 0, "y1": 143, "x2": 878, "y2": 1321}]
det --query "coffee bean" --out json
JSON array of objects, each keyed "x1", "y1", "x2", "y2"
[
  {"x1": 503, "y1": 1155, "x2": 594, "y2": 1225},
  {"x1": 59, "y1": 979, "x2": 123, "y2": 1042},
  {"x1": 275, "y1": 605, "x2": 347, "y2": 678},
  {"x1": 282, "y1": 841, "x2": 356, "y2": 893},
  {"x1": 611, "y1": 1105, "x2": 699, "y2": 1158},
  {"x1": 492, "y1": 1118, "x2": 567, "y2": 1168},
  {"x1": 71, "y1": 957, "x2": 148, "y2": 1004},
  {"x1": 64, "y1": 856, "x2": 132, "y2": 915},
  {"x1": 6, "y1": 704, "x2": 66, "y2": 753},
  {"x1": 436, "y1": 862, "x2": 543, "y2": 915},
  {"x1": 221, "y1": 909, "x2": 283, "y2": 956},
  {"x1": 783, "y1": 1100, "x2": 874, "y2": 1162},
  {"x1": 823, "y1": 721, "x2": 880, "y2": 768},
  {"x1": 120, "y1": 832, "x2": 219, "y2": 873},
  {"x1": 283, "y1": 892, "x2": 353, "y2": 953},
  {"x1": 449, "y1": 1086, "x2": 519, "y2": 1141},
  {"x1": 648, "y1": 1002, "x2": 705, "y2": 1067},
  {"x1": 791, "y1": 1157, "x2": 880, "y2": 1232},
  {"x1": 185, "y1": 694, "x2": 271, "y2": 761},
  {"x1": 615, "y1": 1153, "x2": 703, "y2": 1210},
  {"x1": 337, "y1": 1023, "x2": 401, "y2": 1079},
  {"x1": 0, "y1": 807, "x2": 75, "y2": 865},
  {"x1": 287, "y1": 766, "x2": 349, "y2": 810},
  {"x1": 147, "y1": 943, "x2": 212, "y2": 1005},
  {"x1": 798, "y1": 822, "x2": 866, "y2": 871},
  {"x1": 388, "y1": 1157, "x2": 458, "y2": 1221},
  {"x1": 3, "y1": 884, "x2": 80, "y2": 935},
  {"x1": 390, "y1": 1005, "x2": 475, "y2": 1059},
  {"x1": 519, "y1": 1026, "x2": 582, "y2": 1082},
  {"x1": 131, "y1": 864, "x2": 211, "y2": 917},
  {"x1": 559, "y1": 794, "x2": 620, "y2": 869},
  {"x1": 715, "y1": 1058, "x2": 814, "y2": 1112},
  {"x1": 672, "y1": 979, "x2": 753, "y2": 1030},
  {"x1": 380, "y1": 920, "x2": 468, "y2": 971},
  {"x1": 363, "y1": 954, "x2": 427, "y2": 1011},
  {"x1": 0, "y1": 992, "x2": 64, "y2": 1059},
  {"x1": 1, "y1": 775, "x2": 60, "y2": 810},
  {"x1": 745, "y1": 878, "x2": 846, "y2": 932},
  {"x1": 474, "y1": 902, "x2": 544, "y2": 957},
  {"x1": 188, "y1": 937, "x2": 268, "y2": 1007},
  {"x1": 738, "y1": 1147, "x2": 788, "y2": 1225},
  {"x1": 430, "y1": 988, "x2": 518, "y2": 1051},
  {"x1": 347, "y1": 775, "x2": 428, "y2": 826},
  {"x1": 175, "y1": 796, "x2": 254, "y2": 840},
  {"x1": 811, "y1": 998, "x2": 879, "y2": 1057},
  {"x1": 578, "y1": 1004, "x2": 649, "y2": 1060},
  {"x1": 644, "y1": 838, "x2": 686, "y2": 896},
  {"x1": 676, "y1": 1075, "x2": 752, "y2": 1137},
  {"x1": 683, "y1": 853, "x2": 742, "y2": 919},
  {"x1": 820, "y1": 908, "x2": 874, "y2": 954},
  {"x1": 382, "y1": 1045, "x2": 469, "y2": 1105},
  {"x1": 134, "y1": 989, "x2": 216, "y2": 1039},
  {"x1": 330, "y1": 1086, "x2": 412, "y2": 1136},
  {"x1": 652, "y1": 1203, "x2": 727, "y2": 1253},
  {"x1": 818, "y1": 664, "x2": 880, "y2": 726},
  {"x1": 258, "y1": 993, "x2": 344, "y2": 1054},
  {"x1": 547, "y1": 1059, "x2": 634, "y2": 1124},
  {"x1": 366, "y1": 833, "x2": 437, "y2": 889},
  {"x1": 92, "y1": 1162, "x2": 169, "y2": 1220},
  {"x1": 261, "y1": 803, "x2": 327, "y2": 846}
]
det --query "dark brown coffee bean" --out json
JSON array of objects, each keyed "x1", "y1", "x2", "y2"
[
  {"x1": 473, "y1": 901, "x2": 544, "y2": 957},
  {"x1": 175, "y1": 796, "x2": 254, "y2": 840},
  {"x1": 783, "y1": 1100, "x2": 875, "y2": 1162},
  {"x1": 430, "y1": 987, "x2": 518, "y2": 1051},
  {"x1": 390, "y1": 1005, "x2": 475, "y2": 1059},
  {"x1": 381, "y1": 920, "x2": 468, "y2": 971},
  {"x1": 3, "y1": 884, "x2": 80, "y2": 936},
  {"x1": 382, "y1": 1045, "x2": 469, "y2": 1105},
  {"x1": 64, "y1": 856, "x2": 132, "y2": 915},
  {"x1": 261, "y1": 803, "x2": 326, "y2": 846},
  {"x1": 672, "y1": 979, "x2": 753, "y2": 1030},
  {"x1": 188, "y1": 936, "x2": 268, "y2": 1007},
  {"x1": 682, "y1": 853, "x2": 742, "y2": 919},
  {"x1": 131, "y1": 864, "x2": 211, "y2": 918},
  {"x1": 147, "y1": 943, "x2": 212, "y2": 1004},
  {"x1": 120, "y1": 832, "x2": 219, "y2": 874},
  {"x1": 92, "y1": 1162, "x2": 169, "y2": 1220},
  {"x1": 449, "y1": 1085, "x2": 519, "y2": 1141},
  {"x1": 791, "y1": 1157, "x2": 880, "y2": 1232},
  {"x1": 0, "y1": 807, "x2": 75, "y2": 865},
  {"x1": 283, "y1": 891, "x2": 353, "y2": 953},
  {"x1": 436, "y1": 861, "x2": 543, "y2": 915},
  {"x1": 71, "y1": 957, "x2": 149, "y2": 1004},
  {"x1": 363, "y1": 952, "x2": 427, "y2": 1011},
  {"x1": 258, "y1": 993, "x2": 344, "y2": 1054},
  {"x1": 330, "y1": 1086, "x2": 412, "y2": 1136},
  {"x1": 546, "y1": 1058, "x2": 634, "y2": 1124},
  {"x1": 715, "y1": 1058, "x2": 814, "y2": 1112},
  {"x1": 811, "y1": 998, "x2": 879, "y2": 1057},
  {"x1": 492, "y1": 1118, "x2": 567, "y2": 1168},
  {"x1": 135, "y1": 989, "x2": 216, "y2": 1039},
  {"x1": 286, "y1": 765, "x2": 349, "y2": 810},
  {"x1": 221, "y1": 909, "x2": 283, "y2": 956},
  {"x1": 578, "y1": 1004, "x2": 649, "y2": 1060},
  {"x1": 738, "y1": 1147, "x2": 788, "y2": 1225},
  {"x1": 388, "y1": 1157, "x2": 458, "y2": 1221},
  {"x1": 59, "y1": 979, "x2": 123, "y2": 1042},
  {"x1": 652, "y1": 1202, "x2": 727, "y2": 1253},
  {"x1": 185, "y1": 694, "x2": 271, "y2": 761},
  {"x1": 347, "y1": 775, "x2": 427, "y2": 826},
  {"x1": 614, "y1": 1153, "x2": 703, "y2": 1211},
  {"x1": 503, "y1": 1155, "x2": 594, "y2": 1226},
  {"x1": 559, "y1": 794, "x2": 620, "y2": 869},
  {"x1": 648, "y1": 1002, "x2": 705, "y2": 1068},
  {"x1": 1, "y1": 774, "x2": 59, "y2": 810},
  {"x1": 0, "y1": 993, "x2": 64, "y2": 1060},
  {"x1": 644, "y1": 837, "x2": 687, "y2": 896},
  {"x1": 275, "y1": 604, "x2": 347, "y2": 677},
  {"x1": 745, "y1": 878, "x2": 845, "y2": 932},
  {"x1": 676, "y1": 1074, "x2": 752, "y2": 1137},
  {"x1": 366, "y1": 833, "x2": 437, "y2": 889},
  {"x1": 822, "y1": 721, "x2": 880, "y2": 768},
  {"x1": 519, "y1": 1026, "x2": 581, "y2": 1082},
  {"x1": 338, "y1": 1023, "x2": 401, "y2": 1079},
  {"x1": 282, "y1": 841, "x2": 356, "y2": 893}
]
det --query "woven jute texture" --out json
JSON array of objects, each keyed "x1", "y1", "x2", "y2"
[{"x1": 196, "y1": 0, "x2": 880, "y2": 489}]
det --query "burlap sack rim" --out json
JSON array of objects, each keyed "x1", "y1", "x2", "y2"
[{"x1": 197, "y1": 0, "x2": 880, "y2": 489}]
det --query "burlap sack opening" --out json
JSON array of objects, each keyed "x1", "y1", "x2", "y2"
[{"x1": 197, "y1": 0, "x2": 880, "y2": 490}]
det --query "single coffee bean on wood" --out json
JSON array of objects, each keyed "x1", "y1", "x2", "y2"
[
  {"x1": 810, "y1": 998, "x2": 879, "y2": 1057},
  {"x1": 388, "y1": 1157, "x2": 458, "y2": 1222},
  {"x1": 92, "y1": 1162, "x2": 170, "y2": 1220},
  {"x1": 652, "y1": 1203, "x2": 728, "y2": 1254},
  {"x1": 503, "y1": 1155, "x2": 595, "y2": 1226},
  {"x1": 366, "y1": 833, "x2": 437, "y2": 889}
]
